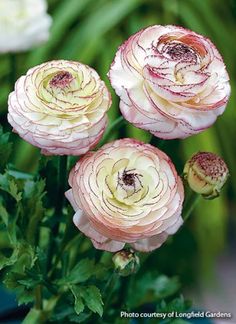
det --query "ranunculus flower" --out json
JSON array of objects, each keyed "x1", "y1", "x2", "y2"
[
  {"x1": 8, "y1": 60, "x2": 111, "y2": 155},
  {"x1": 0, "y1": 0, "x2": 52, "y2": 53},
  {"x1": 65, "y1": 138, "x2": 184, "y2": 252},
  {"x1": 184, "y1": 152, "x2": 229, "y2": 199},
  {"x1": 108, "y1": 25, "x2": 230, "y2": 139}
]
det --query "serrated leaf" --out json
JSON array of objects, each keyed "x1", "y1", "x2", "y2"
[
  {"x1": 9, "y1": 180, "x2": 22, "y2": 202},
  {"x1": 4, "y1": 271, "x2": 26, "y2": 289},
  {"x1": 0, "y1": 243, "x2": 34, "y2": 270},
  {"x1": 9, "y1": 242, "x2": 37, "y2": 273},
  {"x1": 0, "y1": 174, "x2": 22, "y2": 202},
  {"x1": 70, "y1": 285, "x2": 85, "y2": 315},
  {"x1": 80, "y1": 285, "x2": 103, "y2": 317},
  {"x1": 0, "y1": 246, "x2": 19, "y2": 270},
  {"x1": 17, "y1": 289, "x2": 35, "y2": 306},
  {"x1": 18, "y1": 277, "x2": 42, "y2": 289},
  {"x1": 60, "y1": 258, "x2": 95, "y2": 284}
]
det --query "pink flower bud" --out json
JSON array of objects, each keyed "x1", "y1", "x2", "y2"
[{"x1": 184, "y1": 152, "x2": 229, "y2": 199}]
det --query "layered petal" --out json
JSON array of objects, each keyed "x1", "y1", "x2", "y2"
[
  {"x1": 66, "y1": 138, "x2": 184, "y2": 252},
  {"x1": 8, "y1": 60, "x2": 112, "y2": 155},
  {"x1": 109, "y1": 25, "x2": 230, "y2": 139}
]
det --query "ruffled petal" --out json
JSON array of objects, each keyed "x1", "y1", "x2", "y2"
[{"x1": 130, "y1": 232, "x2": 168, "y2": 252}]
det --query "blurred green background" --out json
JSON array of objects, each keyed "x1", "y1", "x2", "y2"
[{"x1": 0, "y1": 0, "x2": 235, "y2": 312}]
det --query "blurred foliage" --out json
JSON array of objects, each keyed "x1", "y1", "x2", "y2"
[{"x1": 0, "y1": 0, "x2": 236, "y2": 321}]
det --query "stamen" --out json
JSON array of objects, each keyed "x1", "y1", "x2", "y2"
[
  {"x1": 49, "y1": 71, "x2": 73, "y2": 89},
  {"x1": 166, "y1": 43, "x2": 197, "y2": 62}
]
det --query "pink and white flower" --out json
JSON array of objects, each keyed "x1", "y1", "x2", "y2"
[
  {"x1": 66, "y1": 138, "x2": 184, "y2": 252},
  {"x1": 108, "y1": 25, "x2": 230, "y2": 139},
  {"x1": 8, "y1": 60, "x2": 111, "y2": 155}
]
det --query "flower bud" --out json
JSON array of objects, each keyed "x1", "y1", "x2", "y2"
[
  {"x1": 184, "y1": 152, "x2": 229, "y2": 199},
  {"x1": 112, "y1": 249, "x2": 140, "y2": 277}
]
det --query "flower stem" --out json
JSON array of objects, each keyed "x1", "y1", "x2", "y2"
[
  {"x1": 98, "y1": 115, "x2": 126, "y2": 148},
  {"x1": 183, "y1": 190, "x2": 201, "y2": 221},
  {"x1": 9, "y1": 53, "x2": 17, "y2": 90},
  {"x1": 55, "y1": 155, "x2": 68, "y2": 216},
  {"x1": 103, "y1": 271, "x2": 119, "y2": 312},
  {"x1": 47, "y1": 156, "x2": 68, "y2": 273},
  {"x1": 34, "y1": 285, "x2": 43, "y2": 310}
]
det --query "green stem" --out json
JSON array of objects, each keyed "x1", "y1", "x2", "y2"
[
  {"x1": 55, "y1": 155, "x2": 68, "y2": 216},
  {"x1": 183, "y1": 191, "x2": 201, "y2": 221},
  {"x1": 34, "y1": 285, "x2": 43, "y2": 310},
  {"x1": 47, "y1": 156, "x2": 68, "y2": 273},
  {"x1": 98, "y1": 116, "x2": 126, "y2": 148},
  {"x1": 9, "y1": 53, "x2": 17, "y2": 90},
  {"x1": 103, "y1": 271, "x2": 119, "y2": 312}
]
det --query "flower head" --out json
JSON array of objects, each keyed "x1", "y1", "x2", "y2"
[
  {"x1": 66, "y1": 138, "x2": 184, "y2": 252},
  {"x1": 184, "y1": 152, "x2": 229, "y2": 199},
  {"x1": 108, "y1": 25, "x2": 230, "y2": 139},
  {"x1": 112, "y1": 249, "x2": 140, "y2": 277},
  {"x1": 0, "y1": 0, "x2": 52, "y2": 53},
  {"x1": 8, "y1": 60, "x2": 112, "y2": 155}
]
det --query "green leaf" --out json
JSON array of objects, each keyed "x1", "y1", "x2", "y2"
[
  {"x1": 0, "y1": 174, "x2": 22, "y2": 202},
  {"x1": 60, "y1": 258, "x2": 95, "y2": 284},
  {"x1": 23, "y1": 179, "x2": 46, "y2": 245},
  {"x1": 11, "y1": 242, "x2": 36, "y2": 273},
  {"x1": 127, "y1": 272, "x2": 180, "y2": 308},
  {"x1": 0, "y1": 126, "x2": 12, "y2": 171},
  {"x1": 80, "y1": 285, "x2": 103, "y2": 317},
  {"x1": 158, "y1": 295, "x2": 191, "y2": 313},
  {"x1": 153, "y1": 275, "x2": 180, "y2": 299},
  {"x1": 17, "y1": 289, "x2": 35, "y2": 306},
  {"x1": 18, "y1": 277, "x2": 42, "y2": 289},
  {"x1": 0, "y1": 249, "x2": 18, "y2": 270},
  {"x1": 4, "y1": 271, "x2": 26, "y2": 289},
  {"x1": 70, "y1": 285, "x2": 85, "y2": 315},
  {"x1": 0, "y1": 241, "x2": 35, "y2": 271},
  {"x1": 9, "y1": 180, "x2": 22, "y2": 202},
  {"x1": 0, "y1": 202, "x2": 8, "y2": 225}
]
